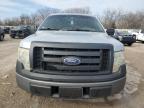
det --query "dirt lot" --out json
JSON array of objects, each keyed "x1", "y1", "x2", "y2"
[{"x1": 0, "y1": 35, "x2": 144, "y2": 108}]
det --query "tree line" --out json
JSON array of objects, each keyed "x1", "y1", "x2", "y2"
[
  {"x1": 0, "y1": 8, "x2": 144, "y2": 29},
  {"x1": 101, "y1": 9, "x2": 144, "y2": 29}
]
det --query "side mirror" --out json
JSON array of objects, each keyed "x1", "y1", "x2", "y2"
[{"x1": 106, "y1": 29, "x2": 115, "y2": 36}]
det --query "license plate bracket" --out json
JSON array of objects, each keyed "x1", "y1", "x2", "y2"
[{"x1": 59, "y1": 87, "x2": 82, "y2": 98}]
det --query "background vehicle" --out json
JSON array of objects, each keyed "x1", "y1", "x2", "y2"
[
  {"x1": 10, "y1": 25, "x2": 33, "y2": 39},
  {"x1": 114, "y1": 31, "x2": 136, "y2": 46},
  {"x1": 132, "y1": 29, "x2": 144, "y2": 43},
  {"x1": 16, "y1": 14, "x2": 126, "y2": 99},
  {"x1": 0, "y1": 27, "x2": 5, "y2": 41},
  {"x1": 4, "y1": 27, "x2": 10, "y2": 34}
]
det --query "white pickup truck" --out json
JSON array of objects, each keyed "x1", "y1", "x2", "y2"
[
  {"x1": 16, "y1": 14, "x2": 126, "y2": 99},
  {"x1": 132, "y1": 29, "x2": 144, "y2": 43}
]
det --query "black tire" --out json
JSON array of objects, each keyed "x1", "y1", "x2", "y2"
[
  {"x1": 128, "y1": 43, "x2": 133, "y2": 46},
  {"x1": 0, "y1": 34, "x2": 4, "y2": 41},
  {"x1": 142, "y1": 41, "x2": 144, "y2": 43},
  {"x1": 11, "y1": 35, "x2": 15, "y2": 39}
]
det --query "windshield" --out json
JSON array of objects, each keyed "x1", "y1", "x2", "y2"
[
  {"x1": 14, "y1": 26, "x2": 24, "y2": 30},
  {"x1": 39, "y1": 15, "x2": 105, "y2": 32},
  {"x1": 116, "y1": 31, "x2": 131, "y2": 36}
]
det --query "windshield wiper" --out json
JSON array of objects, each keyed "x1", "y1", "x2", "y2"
[
  {"x1": 39, "y1": 27, "x2": 59, "y2": 31},
  {"x1": 61, "y1": 28, "x2": 96, "y2": 32}
]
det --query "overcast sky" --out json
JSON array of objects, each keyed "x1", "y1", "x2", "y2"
[{"x1": 0, "y1": 0, "x2": 144, "y2": 19}]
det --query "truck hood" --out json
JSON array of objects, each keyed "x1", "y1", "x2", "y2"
[{"x1": 20, "y1": 31, "x2": 124, "y2": 52}]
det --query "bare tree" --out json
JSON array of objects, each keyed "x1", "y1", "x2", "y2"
[
  {"x1": 37, "y1": 8, "x2": 60, "y2": 20},
  {"x1": 101, "y1": 9, "x2": 123, "y2": 29},
  {"x1": 0, "y1": 19, "x2": 4, "y2": 26},
  {"x1": 101, "y1": 9, "x2": 144, "y2": 29},
  {"x1": 63, "y1": 7, "x2": 91, "y2": 14}
]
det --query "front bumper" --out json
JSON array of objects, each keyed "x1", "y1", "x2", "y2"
[
  {"x1": 16, "y1": 61, "x2": 126, "y2": 99},
  {"x1": 120, "y1": 38, "x2": 136, "y2": 44}
]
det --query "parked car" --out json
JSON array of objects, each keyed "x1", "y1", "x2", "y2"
[
  {"x1": 0, "y1": 27, "x2": 5, "y2": 41},
  {"x1": 4, "y1": 27, "x2": 10, "y2": 34},
  {"x1": 114, "y1": 31, "x2": 136, "y2": 46},
  {"x1": 132, "y1": 29, "x2": 144, "y2": 43},
  {"x1": 16, "y1": 14, "x2": 126, "y2": 99},
  {"x1": 10, "y1": 25, "x2": 33, "y2": 39}
]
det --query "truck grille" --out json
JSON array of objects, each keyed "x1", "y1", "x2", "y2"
[{"x1": 31, "y1": 42, "x2": 113, "y2": 75}]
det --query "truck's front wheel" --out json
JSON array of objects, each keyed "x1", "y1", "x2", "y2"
[{"x1": 11, "y1": 35, "x2": 15, "y2": 39}]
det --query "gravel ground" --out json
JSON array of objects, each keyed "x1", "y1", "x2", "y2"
[{"x1": 0, "y1": 35, "x2": 144, "y2": 108}]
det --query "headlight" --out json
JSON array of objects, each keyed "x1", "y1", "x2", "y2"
[
  {"x1": 113, "y1": 51, "x2": 125, "y2": 73},
  {"x1": 18, "y1": 48, "x2": 30, "y2": 70}
]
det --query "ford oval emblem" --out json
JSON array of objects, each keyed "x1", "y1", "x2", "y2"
[{"x1": 63, "y1": 57, "x2": 81, "y2": 66}]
